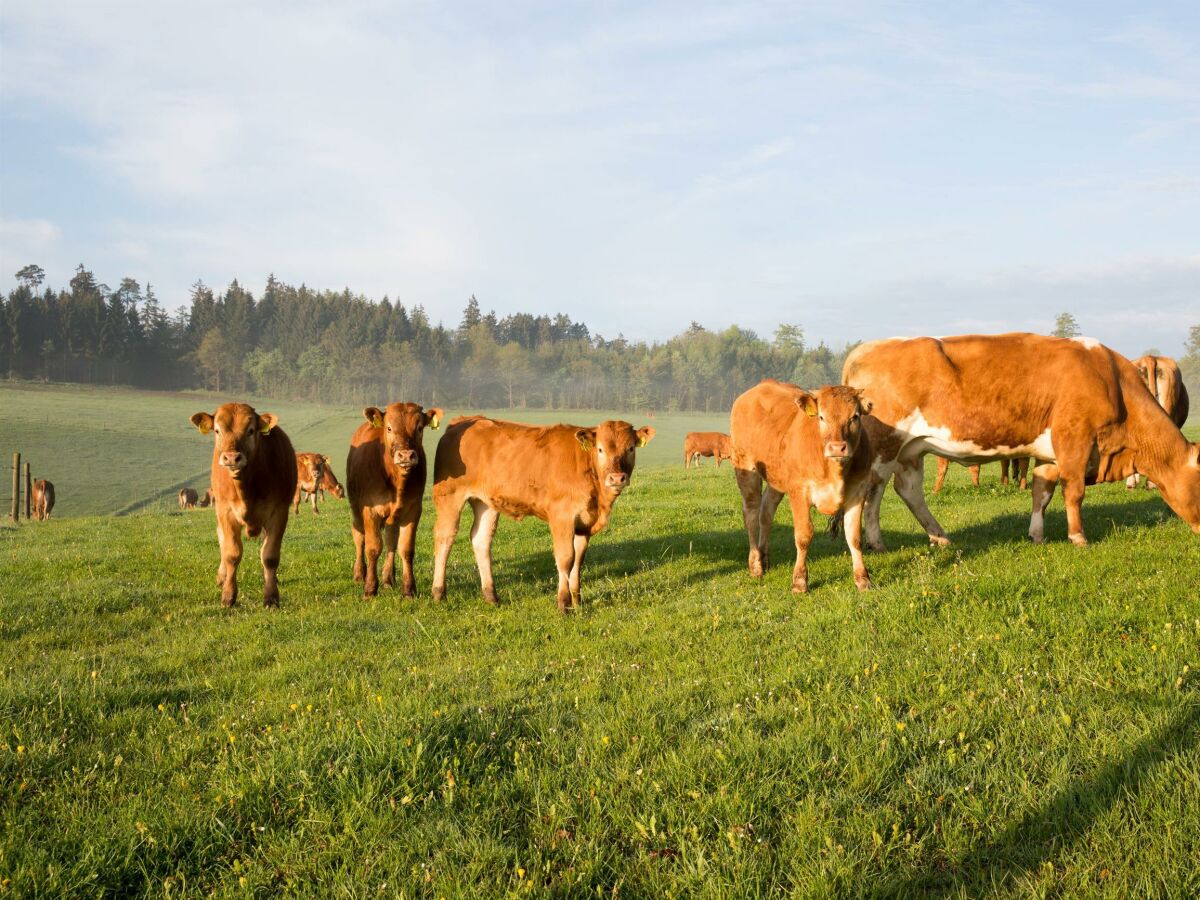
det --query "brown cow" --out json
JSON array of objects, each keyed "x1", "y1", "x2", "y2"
[
  {"x1": 431, "y1": 417, "x2": 655, "y2": 612},
  {"x1": 190, "y1": 403, "x2": 297, "y2": 607},
  {"x1": 179, "y1": 487, "x2": 199, "y2": 510},
  {"x1": 1127, "y1": 355, "x2": 1190, "y2": 489},
  {"x1": 933, "y1": 457, "x2": 1029, "y2": 492},
  {"x1": 32, "y1": 479, "x2": 55, "y2": 520},
  {"x1": 683, "y1": 431, "x2": 732, "y2": 468},
  {"x1": 200, "y1": 487, "x2": 214, "y2": 508},
  {"x1": 293, "y1": 452, "x2": 327, "y2": 514},
  {"x1": 317, "y1": 456, "x2": 345, "y2": 499},
  {"x1": 842, "y1": 334, "x2": 1200, "y2": 549},
  {"x1": 346, "y1": 403, "x2": 443, "y2": 598},
  {"x1": 730, "y1": 380, "x2": 873, "y2": 593}
]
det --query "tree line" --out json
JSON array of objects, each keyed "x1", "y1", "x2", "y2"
[{"x1": 1, "y1": 264, "x2": 854, "y2": 412}]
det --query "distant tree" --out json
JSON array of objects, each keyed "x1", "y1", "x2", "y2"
[
  {"x1": 1180, "y1": 325, "x2": 1200, "y2": 404},
  {"x1": 773, "y1": 323, "x2": 805, "y2": 351},
  {"x1": 1052, "y1": 311, "x2": 1081, "y2": 339},
  {"x1": 15, "y1": 264, "x2": 45, "y2": 291},
  {"x1": 458, "y1": 295, "x2": 482, "y2": 338},
  {"x1": 497, "y1": 342, "x2": 534, "y2": 407}
]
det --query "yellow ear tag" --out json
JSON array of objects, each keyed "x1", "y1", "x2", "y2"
[
  {"x1": 429, "y1": 412, "x2": 441, "y2": 429},
  {"x1": 373, "y1": 415, "x2": 384, "y2": 429}
]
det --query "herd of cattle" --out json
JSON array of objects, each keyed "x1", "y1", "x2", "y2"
[{"x1": 178, "y1": 332, "x2": 1195, "y2": 612}]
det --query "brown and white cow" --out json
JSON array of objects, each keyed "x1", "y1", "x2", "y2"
[
  {"x1": 730, "y1": 380, "x2": 873, "y2": 593},
  {"x1": 346, "y1": 403, "x2": 443, "y2": 598},
  {"x1": 683, "y1": 431, "x2": 733, "y2": 468},
  {"x1": 842, "y1": 333, "x2": 1200, "y2": 549},
  {"x1": 293, "y1": 452, "x2": 327, "y2": 514},
  {"x1": 32, "y1": 479, "x2": 55, "y2": 520},
  {"x1": 933, "y1": 457, "x2": 1029, "y2": 492},
  {"x1": 1127, "y1": 355, "x2": 1190, "y2": 489},
  {"x1": 431, "y1": 417, "x2": 655, "y2": 612},
  {"x1": 190, "y1": 403, "x2": 297, "y2": 607},
  {"x1": 179, "y1": 487, "x2": 200, "y2": 510}
]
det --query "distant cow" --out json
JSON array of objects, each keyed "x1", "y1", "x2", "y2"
[
  {"x1": 346, "y1": 403, "x2": 443, "y2": 598},
  {"x1": 293, "y1": 452, "x2": 327, "y2": 514},
  {"x1": 431, "y1": 417, "x2": 655, "y2": 612},
  {"x1": 179, "y1": 487, "x2": 199, "y2": 510},
  {"x1": 933, "y1": 457, "x2": 1029, "y2": 492},
  {"x1": 317, "y1": 456, "x2": 345, "y2": 500},
  {"x1": 32, "y1": 479, "x2": 55, "y2": 520},
  {"x1": 730, "y1": 380, "x2": 873, "y2": 593},
  {"x1": 1127, "y1": 355, "x2": 1190, "y2": 489},
  {"x1": 842, "y1": 333, "x2": 1200, "y2": 549},
  {"x1": 200, "y1": 487, "x2": 214, "y2": 508},
  {"x1": 190, "y1": 403, "x2": 297, "y2": 607},
  {"x1": 684, "y1": 432, "x2": 732, "y2": 468}
]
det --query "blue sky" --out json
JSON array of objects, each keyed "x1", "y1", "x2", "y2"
[{"x1": 1, "y1": 1, "x2": 1197, "y2": 355}]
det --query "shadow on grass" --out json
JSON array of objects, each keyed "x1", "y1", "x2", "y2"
[{"x1": 875, "y1": 701, "x2": 1200, "y2": 897}]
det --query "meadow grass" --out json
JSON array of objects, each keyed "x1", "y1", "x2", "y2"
[{"x1": 1, "y1": 385, "x2": 1199, "y2": 897}]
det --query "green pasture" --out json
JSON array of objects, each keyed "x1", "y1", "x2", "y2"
[{"x1": 1, "y1": 383, "x2": 1199, "y2": 897}]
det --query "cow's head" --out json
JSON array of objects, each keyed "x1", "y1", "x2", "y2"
[
  {"x1": 1158, "y1": 443, "x2": 1200, "y2": 535},
  {"x1": 190, "y1": 403, "x2": 278, "y2": 479},
  {"x1": 576, "y1": 420, "x2": 656, "y2": 494},
  {"x1": 796, "y1": 386, "x2": 871, "y2": 460},
  {"x1": 364, "y1": 403, "x2": 443, "y2": 472},
  {"x1": 322, "y1": 455, "x2": 345, "y2": 498}
]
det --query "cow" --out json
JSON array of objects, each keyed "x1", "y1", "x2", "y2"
[
  {"x1": 431, "y1": 417, "x2": 655, "y2": 612},
  {"x1": 933, "y1": 457, "x2": 1029, "y2": 492},
  {"x1": 1127, "y1": 355, "x2": 1190, "y2": 489},
  {"x1": 729, "y1": 380, "x2": 873, "y2": 593},
  {"x1": 179, "y1": 487, "x2": 199, "y2": 510},
  {"x1": 683, "y1": 431, "x2": 733, "y2": 468},
  {"x1": 189, "y1": 403, "x2": 297, "y2": 607},
  {"x1": 842, "y1": 333, "x2": 1200, "y2": 549},
  {"x1": 317, "y1": 457, "x2": 345, "y2": 500},
  {"x1": 346, "y1": 403, "x2": 443, "y2": 598},
  {"x1": 200, "y1": 487, "x2": 214, "y2": 508},
  {"x1": 293, "y1": 452, "x2": 327, "y2": 514},
  {"x1": 32, "y1": 479, "x2": 55, "y2": 520}
]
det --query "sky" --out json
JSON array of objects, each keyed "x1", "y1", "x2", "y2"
[{"x1": 1, "y1": 0, "x2": 1198, "y2": 356}]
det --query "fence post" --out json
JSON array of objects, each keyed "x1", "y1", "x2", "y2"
[
  {"x1": 25, "y1": 463, "x2": 33, "y2": 520},
  {"x1": 10, "y1": 453, "x2": 19, "y2": 522}
]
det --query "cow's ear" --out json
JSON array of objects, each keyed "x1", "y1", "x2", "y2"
[
  {"x1": 575, "y1": 428, "x2": 596, "y2": 451},
  {"x1": 363, "y1": 407, "x2": 384, "y2": 428},
  {"x1": 636, "y1": 426, "x2": 656, "y2": 447},
  {"x1": 426, "y1": 407, "x2": 444, "y2": 430},
  {"x1": 859, "y1": 398, "x2": 873, "y2": 415},
  {"x1": 1189, "y1": 444, "x2": 1200, "y2": 468},
  {"x1": 258, "y1": 413, "x2": 278, "y2": 435},
  {"x1": 190, "y1": 412, "x2": 214, "y2": 434},
  {"x1": 323, "y1": 455, "x2": 332, "y2": 464},
  {"x1": 795, "y1": 393, "x2": 818, "y2": 417}
]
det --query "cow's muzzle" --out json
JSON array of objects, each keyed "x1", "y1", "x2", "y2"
[
  {"x1": 393, "y1": 448, "x2": 418, "y2": 469},
  {"x1": 824, "y1": 441, "x2": 851, "y2": 460},
  {"x1": 219, "y1": 451, "x2": 247, "y2": 475},
  {"x1": 605, "y1": 472, "x2": 630, "y2": 492}
]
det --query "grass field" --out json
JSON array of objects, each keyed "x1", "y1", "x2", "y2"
[{"x1": 2, "y1": 384, "x2": 1199, "y2": 897}]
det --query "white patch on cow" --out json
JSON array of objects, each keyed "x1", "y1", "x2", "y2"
[
  {"x1": 810, "y1": 481, "x2": 844, "y2": 515},
  {"x1": 889, "y1": 409, "x2": 1056, "y2": 464},
  {"x1": 1072, "y1": 336, "x2": 1102, "y2": 350}
]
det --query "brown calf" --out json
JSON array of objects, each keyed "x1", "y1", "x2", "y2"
[
  {"x1": 431, "y1": 417, "x2": 655, "y2": 612},
  {"x1": 293, "y1": 452, "x2": 327, "y2": 514},
  {"x1": 32, "y1": 479, "x2": 55, "y2": 520},
  {"x1": 683, "y1": 431, "x2": 732, "y2": 468},
  {"x1": 730, "y1": 380, "x2": 873, "y2": 593},
  {"x1": 179, "y1": 487, "x2": 199, "y2": 510},
  {"x1": 190, "y1": 403, "x2": 297, "y2": 607},
  {"x1": 346, "y1": 403, "x2": 443, "y2": 598},
  {"x1": 318, "y1": 457, "x2": 345, "y2": 499}
]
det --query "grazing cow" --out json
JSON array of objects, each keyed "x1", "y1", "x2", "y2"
[
  {"x1": 842, "y1": 333, "x2": 1200, "y2": 549},
  {"x1": 179, "y1": 487, "x2": 199, "y2": 510},
  {"x1": 200, "y1": 487, "x2": 214, "y2": 508},
  {"x1": 293, "y1": 452, "x2": 327, "y2": 514},
  {"x1": 1127, "y1": 355, "x2": 1190, "y2": 489},
  {"x1": 346, "y1": 403, "x2": 443, "y2": 598},
  {"x1": 431, "y1": 417, "x2": 655, "y2": 612},
  {"x1": 730, "y1": 380, "x2": 873, "y2": 593},
  {"x1": 189, "y1": 403, "x2": 297, "y2": 607},
  {"x1": 683, "y1": 431, "x2": 733, "y2": 468},
  {"x1": 317, "y1": 457, "x2": 345, "y2": 500},
  {"x1": 933, "y1": 457, "x2": 1029, "y2": 492},
  {"x1": 32, "y1": 479, "x2": 55, "y2": 520}
]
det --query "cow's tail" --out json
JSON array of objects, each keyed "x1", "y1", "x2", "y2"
[{"x1": 828, "y1": 511, "x2": 843, "y2": 538}]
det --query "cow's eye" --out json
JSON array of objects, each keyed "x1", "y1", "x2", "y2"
[{"x1": 598, "y1": 447, "x2": 605, "y2": 455}]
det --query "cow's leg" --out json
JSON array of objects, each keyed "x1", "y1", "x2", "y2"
[
  {"x1": 217, "y1": 516, "x2": 243, "y2": 607},
  {"x1": 260, "y1": 510, "x2": 287, "y2": 607},
  {"x1": 787, "y1": 491, "x2": 814, "y2": 594},
  {"x1": 1029, "y1": 463, "x2": 1059, "y2": 543},
  {"x1": 568, "y1": 534, "x2": 589, "y2": 609},
  {"x1": 734, "y1": 466, "x2": 766, "y2": 578},
  {"x1": 683, "y1": 450, "x2": 690, "y2": 468},
  {"x1": 893, "y1": 457, "x2": 951, "y2": 546},
  {"x1": 1000, "y1": 459, "x2": 1011, "y2": 486},
  {"x1": 757, "y1": 485, "x2": 786, "y2": 571},
  {"x1": 863, "y1": 473, "x2": 889, "y2": 552},
  {"x1": 969, "y1": 465, "x2": 981, "y2": 487},
  {"x1": 397, "y1": 516, "x2": 419, "y2": 598},
  {"x1": 381, "y1": 518, "x2": 399, "y2": 588},
  {"x1": 1018, "y1": 458, "x2": 1029, "y2": 490},
  {"x1": 363, "y1": 513, "x2": 383, "y2": 598},
  {"x1": 933, "y1": 457, "x2": 949, "y2": 493},
  {"x1": 550, "y1": 519, "x2": 577, "y2": 613},
  {"x1": 469, "y1": 499, "x2": 501, "y2": 605},
  {"x1": 293, "y1": 485, "x2": 302, "y2": 515},
  {"x1": 310, "y1": 486, "x2": 320, "y2": 515},
  {"x1": 351, "y1": 508, "x2": 366, "y2": 582},
  {"x1": 842, "y1": 490, "x2": 872, "y2": 591},
  {"x1": 1056, "y1": 459, "x2": 1091, "y2": 547},
  {"x1": 431, "y1": 492, "x2": 466, "y2": 601}
]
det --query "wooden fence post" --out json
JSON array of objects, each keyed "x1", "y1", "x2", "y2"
[
  {"x1": 25, "y1": 463, "x2": 33, "y2": 520},
  {"x1": 10, "y1": 453, "x2": 19, "y2": 522}
]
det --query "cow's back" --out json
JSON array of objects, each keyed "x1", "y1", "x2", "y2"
[{"x1": 731, "y1": 380, "x2": 819, "y2": 483}]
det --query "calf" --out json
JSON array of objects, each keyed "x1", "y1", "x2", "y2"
[
  {"x1": 431, "y1": 417, "x2": 655, "y2": 612},
  {"x1": 346, "y1": 403, "x2": 443, "y2": 598},
  {"x1": 179, "y1": 487, "x2": 199, "y2": 510},
  {"x1": 190, "y1": 403, "x2": 297, "y2": 607},
  {"x1": 293, "y1": 452, "x2": 327, "y2": 514},
  {"x1": 318, "y1": 457, "x2": 345, "y2": 499},
  {"x1": 684, "y1": 431, "x2": 732, "y2": 468},
  {"x1": 730, "y1": 380, "x2": 873, "y2": 593},
  {"x1": 32, "y1": 479, "x2": 55, "y2": 520}
]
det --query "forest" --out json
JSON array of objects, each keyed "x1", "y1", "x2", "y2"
[{"x1": 0, "y1": 264, "x2": 855, "y2": 412}]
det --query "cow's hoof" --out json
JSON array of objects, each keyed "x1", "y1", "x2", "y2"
[
  {"x1": 431, "y1": 586, "x2": 446, "y2": 602},
  {"x1": 929, "y1": 535, "x2": 951, "y2": 548},
  {"x1": 264, "y1": 596, "x2": 280, "y2": 608},
  {"x1": 483, "y1": 590, "x2": 499, "y2": 606},
  {"x1": 855, "y1": 575, "x2": 873, "y2": 592},
  {"x1": 867, "y1": 541, "x2": 887, "y2": 553},
  {"x1": 1068, "y1": 533, "x2": 1088, "y2": 547},
  {"x1": 221, "y1": 595, "x2": 237, "y2": 608}
]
